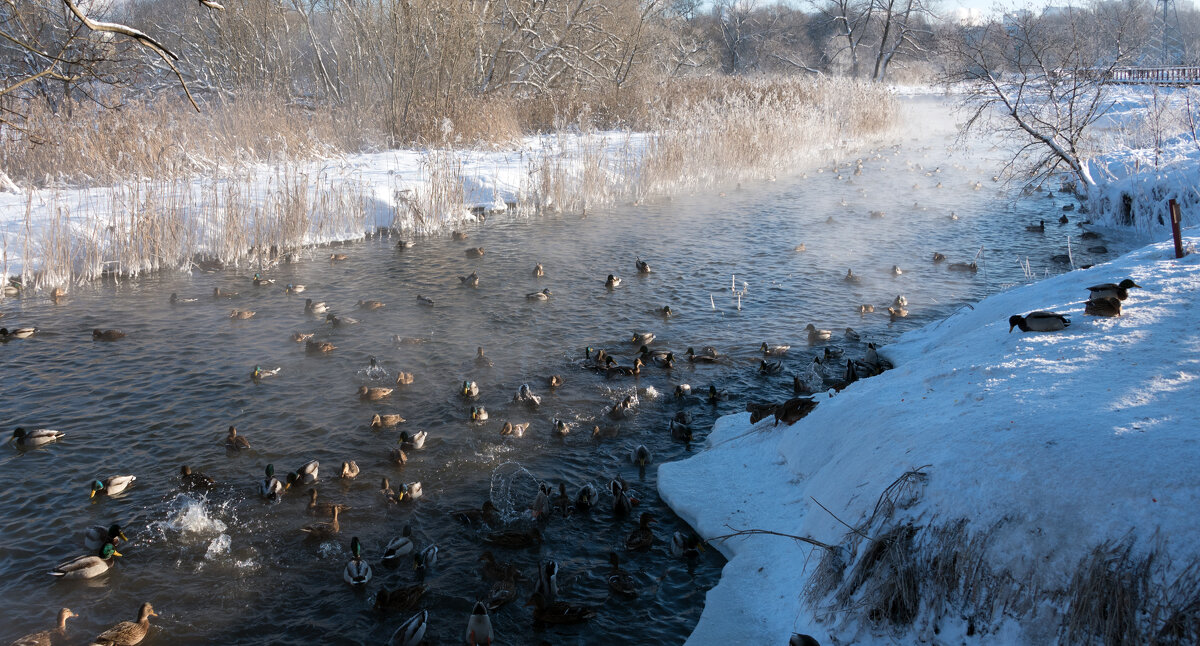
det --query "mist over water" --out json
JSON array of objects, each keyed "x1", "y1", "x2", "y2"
[{"x1": 0, "y1": 97, "x2": 1124, "y2": 644}]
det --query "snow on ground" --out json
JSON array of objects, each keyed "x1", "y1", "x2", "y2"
[{"x1": 660, "y1": 232, "x2": 1200, "y2": 645}]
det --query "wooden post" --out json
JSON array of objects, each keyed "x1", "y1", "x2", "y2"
[{"x1": 1169, "y1": 198, "x2": 1184, "y2": 258}]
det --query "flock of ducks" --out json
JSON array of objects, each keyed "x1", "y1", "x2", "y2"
[{"x1": 1008, "y1": 277, "x2": 1141, "y2": 333}]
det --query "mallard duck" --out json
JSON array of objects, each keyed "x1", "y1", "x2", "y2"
[
  {"x1": 389, "y1": 445, "x2": 408, "y2": 467},
  {"x1": 10, "y1": 607, "x2": 77, "y2": 646},
  {"x1": 461, "y1": 380, "x2": 480, "y2": 398},
  {"x1": 793, "y1": 243, "x2": 807, "y2": 252},
  {"x1": 575, "y1": 484, "x2": 600, "y2": 511},
  {"x1": 399, "y1": 430, "x2": 427, "y2": 451},
  {"x1": 459, "y1": 272, "x2": 479, "y2": 287},
  {"x1": 1081, "y1": 230, "x2": 1103, "y2": 240},
  {"x1": 471, "y1": 406, "x2": 489, "y2": 422},
  {"x1": 775, "y1": 397, "x2": 818, "y2": 426},
  {"x1": 611, "y1": 479, "x2": 633, "y2": 516},
  {"x1": 607, "y1": 552, "x2": 637, "y2": 596},
  {"x1": 329, "y1": 252, "x2": 349, "y2": 261},
  {"x1": 288, "y1": 460, "x2": 318, "y2": 486},
  {"x1": 49, "y1": 543, "x2": 120, "y2": 579},
  {"x1": 533, "y1": 263, "x2": 545, "y2": 277},
  {"x1": 359, "y1": 385, "x2": 393, "y2": 401},
  {"x1": 1026, "y1": 220, "x2": 1045, "y2": 232},
  {"x1": 284, "y1": 283, "x2": 306, "y2": 294},
  {"x1": 670, "y1": 419, "x2": 694, "y2": 443},
  {"x1": 396, "y1": 239, "x2": 415, "y2": 249},
  {"x1": 484, "y1": 527, "x2": 542, "y2": 549},
  {"x1": 389, "y1": 610, "x2": 428, "y2": 646},
  {"x1": 306, "y1": 340, "x2": 336, "y2": 353},
  {"x1": 225, "y1": 426, "x2": 250, "y2": 450},
  {"x1": 465, "y1": 247, "x2": 485, "y2": 258},
  {"x1": 671, "y1": 531, "x2": 705, "y2": 558},
  {"x1": 859, "y1": 304, "x2": 875, "y2": 315},
  {"x1": 630, "y1": 445, "x2": 652, "y2": 467},
  {"x1": 534, "y1": 560, "x2": 559, "y2": 601},
  {"x1": 398, "y1": 481, "x2": 422, "y2": 501},
  {"x1": 790, "y1": 634, "x2": 821, "y2": 646},
  {"x1": 845, "y1": 327, "x2": 861, "y2": 342},
  {"x1": 451, "y1": 230, "x2": 468, "y2": 240},
  {"x1": 380, "y1": 476, "x2": 400, "y2": 503},
  {"x1": 291, "y1": 332, "x2": 314, "y2": 343},
  {"x1": 844, "y1": 269, "x2": 861, "y2": 284},
  {"x1": 380, "y1": 525, "x2": 416, "y2": 565},
  {"x1": 514, "y1": 384, "x2": 542, "y2": 407},
  {"x1": 706, "y1": 384, "x2": 728, "y2": 403},
  {"x1": 674, "y1": 384, "x2": 692, "y2": 399},
  {"x1": 500, "y1": 422, "x2": 529, "y2": 438},
  {"x1": 90, "y1": 476, "x2": 136, "y2": 499},
  {"x1": 169, "y1": 292, "x2": 197, "y2": 304},
  {"x1": 251, "y1": 273, "x2": 274, "y2": 286},
  {"x1": 605, "y1": 274, "x2": 621, "y2": 288},
  {"x1": 326, "y1": 313, "x2": 359, "y2": 326},
  {"x1": 609, "y1": 395, "x2": 637, "y2": 419},
  {"x1": 759, "y1": 359, "x2": 783, "y2": 375},
  {"x1": 526, "y1": 288, "x2": 552, "y2": 300},
  {"x1": 823, "y1": 346, "x2": 845, "y2": 361},
  {"x1": 631, "y1": 331, "x2": 655, "y2": 345},
  {"x1": 1, "y1": 326, "x2": 36, "y2": 340},
  {"x1": 454, "y1": 500, "x2": 499, "y2": 527},
  {"x1": 304, "y1": 298, "x2": 328, "y2": 314},
  {"x1": 91, "y1": 602, "x2": 156, "y2": 646},
  {"x1": 213, "y1": 287, "x2": 238, "y2": 298},
  {"x1": 947, "y1": 261, "x2": 978, "y2": 273},
  {"x1": 485, "y1": 574, "x2": 517, "y2": 611},
  {"x1": 229, "y1": 309, "x2": 255, "y2": 320},
  {"x1": 179, "y1": 465, "x2": 214, "y2": 490},
  {"x1": 301, "y1": 506, "x2": 340, "y2": 539},
  {"x1": 526, "y1": 592, "x2": 597, "y2": 624},
  {"x1": 1008, "y1": 311, "x2": 1070, "y2": 332},
  {"x1": 413, "y1": 544, "x2": 438, "y2": 580},
  {"x1": 261, "y1": 464, "x2": 284, "y2": 500},
  {"x1": 888, "y1": 306, "x2": 909, "y2": 320},
  {"x1": 10, "y1": 427, "x2": 65, "y2": 448},
  {"x1": 635, "y1": 257, "x2": 652, "y2": 274},
  {"x1": 92, "y1": 329, "x2": 125, "y2": 341},
  {"x1": 605, "y1": 357, "x2": 644, "y2": 378},
  {"x1": 685, "y1": 346, "x2": 718, "y2": 363},
  {"x1": 84, "y1": 524, "x2": 127, "y2": 551},
  {"x1": 344, "y1": 536, "x2": 372, "y2": 586},
  {"x1": 806, "y1": 323, "x2": 832, "y2": 343},
  {"x1": 891, "y1": 265, "x2": 903, "y2": 276},
  {"x1": 339, "y1": 460, "x2": 360, "y2": 479},
  {"x1": 464, "y1": 602, "x2": 494, "y2": 645},
  {"x1": 375, "y1": 585, "x2": 426, "y2": 613},
  {"x1": 307, "y1": 489, "x2": 341, "y2": 516},
  {"x1": 932, "y1": 252, "x2": 946, "y2": 263},
  {"x1": 479, "y1": 550, "x2": 521, "y2": 581},
  {"x1": 1085, "y1": 296, "x2": 1122, "y2": 317},
  {"x1": 761, "y1": 342, "x2": 790, "y2": 356},
  {"x1": 371, "y1": 413, "x2": 406, "y2": 429},
  {"x1": 548, "y1": 374, "x2": 563, "y2": 388},
  {"x1": 1086, "y1": 279, "x2": 1141, "y2": 301},
  {"x1": 357, "y1": 299, "x2": 386, "y2": 310},
  {"x1": 416, "y1": 294, "x2": 436, "y2": 306},
  {"x1": 893, "y1": 295, "x2": 908, "y2": 308},
  {"x1": 552, "y1": 419, "x2": 571, "y2": 437},
  {"x1": 625, "y1": 512, "x2": 655, "y2": 551}
]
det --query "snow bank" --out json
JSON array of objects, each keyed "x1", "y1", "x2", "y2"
[{"x1": 660, "y1": 232, "x2": 1200, "y2": 644}]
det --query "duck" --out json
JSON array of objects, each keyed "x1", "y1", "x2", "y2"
[
  {"x1": 793, "y1": 243, "x2": 807, "y2": 252},
  {"x1": 844, "y1": 269, "x2": 861, "y2": 284},
  {"x1": 0, "y1": 326, "x2": 36, "y2": 341},
  {"x1": 229, "y1": 309, "x2": 255, "y2": 320},
  {"x1": 1026, "y1": 220, "x2": 1045, "y2": 232},
  {"x1": 305, "y1": 340, "x2": 336, "y2": 353},
  {"x1": 225, "y1": 426, "x2": 250, "y2": 450},
  {"x1": 260, "y1": 464, "x2": 284, "y2": 500},
  {"x1": 479, "y1": 551, "x2": 521, "y2": 581},
  {"x1": 396, "y1": 239, "x2": 416, "y2": 249},
  {"x1": 609, "y1": 395, "x2": 637, "y2": 419},
  {"x1": 329, "y1": 253, "x2": 349, "y2": 261},
  {"x1": 461, "y1": 380, "x2": 480, "y2": 398},
  {"x1": 413, "y1": 544, "x2": 438, "y2": 580},
  {"x1": 706, "y1": 383, "x2": 728, "y2": 403},
  {"x1": 284, "y1": 283, "x2": 305, "y2": 294},
  {"x1": 92, "y1": 329, "x2": 125, "y2": 341},
  {"x1": 389, "y1": 446, "x2": 408, "y2": 467},
  {"x1": 357, "y1": 299, "x2": 386, "y2": 310},
  {"x1": 325, "y1": 313, "x2": 359, "y2": 326},
  {"x1": 533, "y1": 263, "x2": 545, "y2": 277},
  {"x1": 514, "y1": 383, "x2": 542, "y2": 407},
  {"x1": 670, "y1": 419, "x2": 694, "y2": 443},
  {"x1": 179, "y1": 465, "x2": 214, "y2": 490},
  {"x1": 389, "y1": 610, "x2": 428, "y2": 646},
  {"x1": 893, "y1": 295, "x2": 908, "y2": 308},
  {"x1": 844, "y1": 327, "x2": 861, "y2": 342},
  {"x1": 526, "y1": 592, "x2": 597, "y2": 624},
  {"x1": 685, "y1": 346, "x2": 719, "y2": 363},
  {"x1": 790, "y1": 635, "x2": 821, "y2": 646},
  {"x1": 759, "y1": 359, "x2": 783, "y2": 375},
  {"x1": 1008, "y1": 311, "x2": 1071, "y2": 332},
  {"x1": 635, "y1": 257, "x2": 652, "y2": 273},
  {"x1": 451, "y1": 230, "x2": 468, "y2": 240},
  {"x1": 606, "y1": 552, "x2": 637, "y2": 596},
  {"x1": 454, "y1": 500, "x2": 499, "y2": 527},
  {"x1": 859, "y1": 304, "x2": 875, "y2": 315},
  {"x1": 671, "y1": 531, "x2": 705, "y2": 559},
  {"x1": 249, "y1": 365, "x2": 280, "y2": 381},
  {"x1": 380, "y1": 477, "x2": 400, "y2": 503},
  {"x1": 575, "y1": 484, "x2": 599, "y2": 511},
  {"x1": 775, "y1": 397, "x2": 818, "y2": 426},
  {"x1": 548, "y1": 374, "x2": 564, "y2": 388},
  {"x1": 529, "y1": 483, "x2": 552, "y2": 519},
  {"x1": 90, "y1": 602, "x2": 156, "y2": 646},
  {"x1": 484, "y1": 527, "x2": 543, "y2": 549},
  {"x1": 891, "y1": 265, "x2": 903, "y2": 275},
  {"x1": 251, "y1": 273, "x2": 274, "y2": 286},
  {"x1": 500, "y1": 421, "x2": 529, "y2": 438},
  {"x1": 371, "y1": 413, "x2": 406, "y2": 429},
  {"x1": 399, "y1": 430, "x2": 427, "y2": 451},
  {"x1": 213, "y1": 287, "x2": 238, "y2": 298},
  {"x1": 10, "y1": 607, "x2": 77, "y2": 646},
  {"x1": 474, "y1": 346, "x2": 493, "y2": 367},
  {"x1": 307, "y1": 489, "x2": 341, "y2": 516},
  {"x1": 381, "y1": 526, "x2": 416, "y2": 565},
  {"x1": 534, "y1": 560, "x2": 559, "y2": 601},
  {"x1": 760, "y1": 342, "x2": 790, "y2": 356},
  {"x1": 398, "y1": 481, "x2": 423, "y2": 501},
  {"x1": 90, "y1": 476, "x2": 136, "y2": 499},
  {"x1": 631, "y1": 331, "x2": 655, "y2": 345},
  {"x1": 359, "y1": 385, "x2": 393, "y2": 400},
  {"x1": 888, "y1": 306, "x2": 909, "y2": 320},
  {"x1": 375, "y1": 584, "x2": 426, "y2": 612},
  {"x1": 84, "y1": 524, "x2": 127, "y2": 551},
  {"x1": 1086, "y1": 278, "x2": 1141, "y2": 301},
  {"x1": 300, "y1": 505, "x2": 341, "y2": 540},
  {"x1": 465, "y1": 247, "x2": 485, "y2": 258},
  {"x1": 10, "y1": 427, "x2": 65, "y2": 448},
  {"x1": 605, "y1": 274, "x2": 621, "y2": 289},
  {"x1": 169, "y1": 292, "x2": 197, "y2": 304},
  {"x1": 611, "y1": 479, "x2": 633, "y2": 516},
  {"x1": 471, "y1": 406, "x2": 489, "y2": 422},
  {"x1": 485, "y1": 574, "x2": 517, "y2": 611},
  {"x1": 339, "y1": 460, "x2": 360, "y2": 479},
  {"x1": 605, "y1": 356, "x2": 644, "y2": 378},
  {"x1": 525, "y1": 287, "x2": 552, "y2": 301},
  {"x1": 416, "y1": 294, "x2": 435, "y2": 306},
  {"x1": 947, "y1": 261, "x2": 978, "y2": 273},
  {"x1": 1085, "y1": 296, "x2": 1122, "y2": 317},
  {"x1": 806, "y1": 323, "x2": 832, "y2": 343},
  {"x1": 49, "y1": 543, "x2": 120, "y2": 579},
  {"x1": 304, "y1": 298, "x2": 328, "y2": 314},
  {"x1": 625, "y1": 512, "x2": 656, "y2": 551},
  {"x1": 459, "y1": 272, "x2": 479, "y2": 287},
  {"x1": 465, "y1": 602, "x2": 494, "y2": 645},
  {"x1": 932, "y1": 252, "x2": 946, "y2": 263},
  {"x1": 631, "y1": 444, "x2": 652, "y2": 467},
  {"x1": 552, "y1": 418, "x2": 571, "y2": 437}
]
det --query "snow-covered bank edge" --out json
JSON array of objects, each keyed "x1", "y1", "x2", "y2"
[{"x1": 660, "y1": 232, "x2": 1200, "y2": 645}]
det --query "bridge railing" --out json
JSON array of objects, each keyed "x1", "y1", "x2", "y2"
[{"x1": 1105, "y1": 66, "x2": 1200, "y2": 85}]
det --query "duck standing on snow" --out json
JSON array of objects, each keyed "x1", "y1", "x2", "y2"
[
  {"x1": 1086, "y1": 278, "x2": 1141, "y2": 301},
  {"x1": 1084, "y1": 296, "x2": 1122, "y2": 317},
  {"x1": 1008, "y1": 311, "x2": 1070, "y2": 332}
]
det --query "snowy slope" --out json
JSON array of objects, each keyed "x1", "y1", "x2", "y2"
[{"x1": 660, "y1": 232, "x2": 1200, "y2": 645}]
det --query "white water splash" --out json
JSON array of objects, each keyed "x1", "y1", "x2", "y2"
[
  {"x1": 204, "y1": 534, "x2": 231, "y2": 560},
  {"x1": 162, "y1": 494, "x2": 228, "y2": 536}
]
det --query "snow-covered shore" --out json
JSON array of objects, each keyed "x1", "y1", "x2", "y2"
[{"x1": 660, "y1": 232, "x2": 1200, "y2": 645}]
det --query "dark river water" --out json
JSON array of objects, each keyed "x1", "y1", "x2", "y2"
[{"x1": 0, "y1": 97, "x2": 1123, "y2": 645}]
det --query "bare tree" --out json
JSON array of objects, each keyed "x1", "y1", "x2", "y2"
[
  {"x1": 869, "y1": 0, "x2": 933, "y2": 81},
  {"x1": 812, "y1": 0, "x2": 874, "y2": 77}
]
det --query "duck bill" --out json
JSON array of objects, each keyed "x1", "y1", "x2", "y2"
[
  {"x1": 118, "y1": 531, "x2": 129, "y2": 542},
  {"x1": 112, "y1": 550, "x2": 123, "y2": 557},
  {"x1": 89, "y1": 490, "x2": 96, "y2": 499}
]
